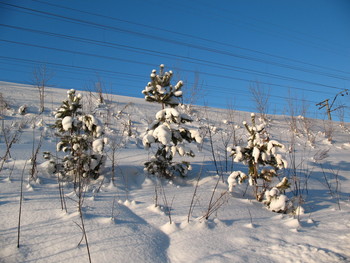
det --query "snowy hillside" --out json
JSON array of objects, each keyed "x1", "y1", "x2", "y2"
[{"x1": 0, "y1": 81, "x2": 349, "y2": 263}]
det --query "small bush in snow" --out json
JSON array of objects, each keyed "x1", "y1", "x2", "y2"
[
  {"x1": 142, "y1": 65, "x2": 202, "y2": 179},
  {"x1": 0, "y1": 92, "x2": 9, "y2": 114},
  {"x1": 50, "y1": 89, "x2": 107, "y2": 180},
  {"x1": 227, "y1": 113, "x2": 290, "y2": 211}
]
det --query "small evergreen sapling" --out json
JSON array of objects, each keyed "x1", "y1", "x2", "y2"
[
  {"x1": 227, "y1": 113, "x2": 290, "y2": 211},
  {"x1": 142, "y1": 65, "x2": 202, "y2": 179},
  {"x1": 51, "y1": 89, "x2": 106, "y2": 180},
  {"x1": 142, "y1": 64, "x2": 184, "y2": 109}
]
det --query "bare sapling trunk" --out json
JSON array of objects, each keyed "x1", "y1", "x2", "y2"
[
  {"x1": 220, "y1": 128, "x2": 233, "y2": 174},
  {"x1": 154, "y1": 180, "x2": 160, "y2": 208},
  {"x1": 58, "y1": 174, "x2": 67, "y2": 213},
  {"x1": 17, "y1": 161, "x2": 28, "y2": 248},
  {"x1": 30, "y1": 128, "x2": 43, "y2": 181},
  {"x1": 206, "y1": 120, "x2": 219, "y2": 176},
  {"x1": 160, "y1": 183, "x2": 174, "y2": 224},
  {"x1": 76, "y1": 156, "x2": 92, "y2": 263},
  {"x1": 111, "y1": 193, "x2": 120, "y2": 220},
  {"x1": 108, "y1": 141, "x2": 118, "y2": 185},
  {"x1": 188, "y1": 165, "x2": 203, "y2": 223}
]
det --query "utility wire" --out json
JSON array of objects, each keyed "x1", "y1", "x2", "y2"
[
  {"x1": 1, "y1": 1, "x2": 349, "y2": 81},
  {"x1": 1, "y1": 23, "x2": 349, "y2": 83},
  {"x1": 155, "y1": 0, "x2": 350, "y2": 57},
  {"x1": 30, "y1": 0, "x2": 350, "y2": 75},
  {"x1": 0, "y1": 39, "x2": 340, "y2": 95}
]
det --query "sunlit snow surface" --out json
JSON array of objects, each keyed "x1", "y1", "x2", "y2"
[{"x1": 0, "y1": 81, "x2": 349, "y2": 263}]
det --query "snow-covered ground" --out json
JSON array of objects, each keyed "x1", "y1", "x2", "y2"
[{"x1": 0, "y1": 81, "x2": 349, "y2": 263}]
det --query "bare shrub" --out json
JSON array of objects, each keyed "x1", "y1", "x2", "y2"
[
  {"x1": 317, "y1": 162, "x2": 342, "y2": 210},
  {"x1": 298, "y1": 100, "x2": 316, "y2": 146},
  {"x1": 249, "y1": 82, "x2": 270, "y2": 122},
  {"x1": 182, "y1": 71, "x2": 203, "y2": 114},
  {"x1": 0, "y1": 92, "x2": 9, "y2": 115},
  {"x1": 225, "y1": 102, "x2": 243, "y2": 147},
  {"x1": 287, "y1": 137, "x2": 315, "y2": 215},
  {"x1": 0, "y1": 120, "x2": 21, "y2": 173},
  {"x1": 94, "y1": 78, "x2": 105, "y2": 104},
  {"x1": 323, "y1": 120, "x2": 334, "y2": 143},
  {"x1": 335, "y1": 105, "x2": 346, "y2": 129},
  {"x1": 32, "y1": 64, "x2": 53, "y2": 114},
  {"x1": 285, "y1": 91, "x2": 300, "y2": 134},
  {"x1": 202, "y1": 175, "x2": 229, "y2": 220}
]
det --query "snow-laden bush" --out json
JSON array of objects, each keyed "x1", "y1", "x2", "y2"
[
  {"x1": 142, "y1": 65, "x2": 201, "y2": 179},
  {"x1": 227, "y1": 113, "x2": 290, "y2": 211},
  {"x1": 49, "y1": 89, "x2": 107, "y2": 180}
]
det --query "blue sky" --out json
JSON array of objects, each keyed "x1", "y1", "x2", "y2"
[{"x1": 1, "y1": 0, "x2": 350, "y2": 120}]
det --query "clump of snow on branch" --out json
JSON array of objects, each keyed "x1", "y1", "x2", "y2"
[{"x1": 227, "y1": 171, "x2": 247, "y2": 192}]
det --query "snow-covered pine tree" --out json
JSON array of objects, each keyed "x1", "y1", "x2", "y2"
[
  {"x1": 51, "y1": 89, "x2": 107, "y2": 180},
  {"x1": 142, "y1": 65, "x2": 202, "y2": 179},
  {"x1": 227, "y1": 113, "x2": 290, "y2": 210}
]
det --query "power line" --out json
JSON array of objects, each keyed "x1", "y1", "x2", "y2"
[
  {"x1": 1, "y1": 1, "x2": 348, "y2": 118},
  {"x1": 30, "y1": 0, "x2": 350, "y2": 76},
  {"x1": 155, "y1": 0, "x2": 350, "y2": 58},
  {"x1": 2, "y1": 23, "x2": 349, "y2": 84},
  {"x1": 1, "y1": 1, "x2": 350, "y2": 82},
  {"x1": 0, "y1": 39, "x2": 340, "y2": 96}
]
